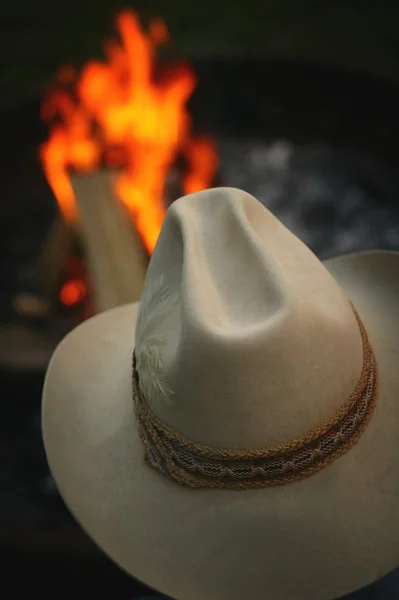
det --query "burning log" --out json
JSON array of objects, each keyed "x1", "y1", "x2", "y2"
[
  {"x1": 71, "y1": 170, "x2": 148, "y2": 313},
  {"x1": 36, "y1": 215, "x2": 74, "y2": 299},
  {"x1": 36, "y1": 9, "x2": 219, "y2": 316}
]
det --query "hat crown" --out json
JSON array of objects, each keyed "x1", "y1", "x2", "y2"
[{"x1": 135, "y1": 187, "x2": 363, "y2": 449}]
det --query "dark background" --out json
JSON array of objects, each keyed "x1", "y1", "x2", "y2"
[
  {"x1": 1, "y1": 2, "x2": 399, "y2": 598},
  {"x1": 2, "y1": 1, "x2": 399, "y2": 102}
]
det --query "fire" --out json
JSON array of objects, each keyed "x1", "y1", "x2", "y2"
[
  {"x1": 60, "y1": 279, "x2": 87, "y2": 306},
  {"x1": 39, "y1": 10, "x2": 218, "y2": 253}
]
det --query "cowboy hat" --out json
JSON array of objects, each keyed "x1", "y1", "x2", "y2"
[{"x1": 42, "y1": 187, "x2": 399, "y2": 600}]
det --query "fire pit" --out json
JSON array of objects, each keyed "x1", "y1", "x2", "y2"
[{"x1": 2, "y1": 7, "x2": 399, "y2": 594}]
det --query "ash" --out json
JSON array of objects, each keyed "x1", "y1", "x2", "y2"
[{"x1": 219, "y1": 138, "x2": 399, "y2": 257}]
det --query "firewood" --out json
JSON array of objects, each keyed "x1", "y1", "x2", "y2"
[
  {"x1": 36, "y1": 216, "x2": 74, "y2": 300},
  {"x1": 71, "y1": 170, "x2": 148, "y2": 313},
  {"x1": 12, "y1": 293, "x2": 50, "y2": 318},
  {"x1": 0, "y1": 323, "x2": 61, "y2": 370}
]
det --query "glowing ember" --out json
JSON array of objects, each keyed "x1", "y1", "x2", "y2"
[
  {"x1": 60, "y1": 279, "x2": 87, "y2": 306},
  {"x1": 39, "y1": 10, "x2": 218, "y2": 253},
  {"x1": 59, "y1": 257, "x2": 87, "y2": 307}
]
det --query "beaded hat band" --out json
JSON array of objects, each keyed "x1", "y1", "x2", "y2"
[{"x1": 133, "y1": 305, "x2": 378, "y2": 490}]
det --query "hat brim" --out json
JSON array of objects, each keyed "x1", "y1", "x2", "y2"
[{"x1": 42, "y1": 250, "x2": 399, "y2": 600}]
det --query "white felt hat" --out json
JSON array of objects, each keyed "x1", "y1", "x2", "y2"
[{"x1": 42, "y1": 187, "x2": 399, "y2": 599}]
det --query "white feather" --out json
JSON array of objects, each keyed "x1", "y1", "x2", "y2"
[{"x1": 135, "y1": 274, "x2": 178, "y2": 405}]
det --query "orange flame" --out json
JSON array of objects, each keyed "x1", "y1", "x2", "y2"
[{"x1": 39, "y1": 10, "x2": 218, "y2": 253}]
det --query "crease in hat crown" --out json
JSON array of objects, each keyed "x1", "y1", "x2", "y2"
[{"x1": 134, "y1": 187, "x2": 365, "y2": 451}]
